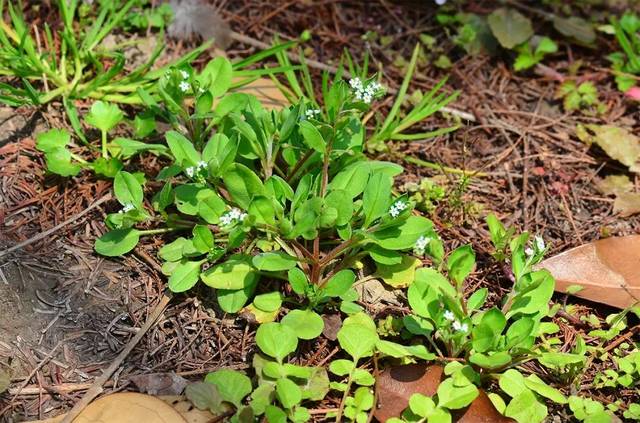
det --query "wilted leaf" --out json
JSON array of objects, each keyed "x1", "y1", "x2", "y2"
[
  {"x1": 455, "y1": 390, "x2": 516, "y2": 423},
  {"x1": 538, "y1": 235, "x2": 640, "y2": 308},
  {"x1": 596, "y1": 174, "x2": 633, "y2": 195},
  {"x1": 322, "y1": 314, "x2": 342, "y2": 341},
  {"x1": 130, "y1": 373, "x2": 188, "y2": 395},
  {"x1": 576, "y1": 124, "x2": 640, "y2": 173},
  {"x1": 374, "y1": 364, "x2": 513, "y2": 422},
  {"x1": 553, "y1": 16, "x2": 596, "y2": 44},
  {"x1": 0, "y1": 369, "x2": 9, "y2": 394},
  {"x1": 69, "y1": 392, "x2": 187, "y2": 422},
  {"x1": 375, "y1": 255, "x2": 421, "y2": 288},
  {"x1": 487, "y1": 8, "x2": 533, "y2": 49},
  {"x1": 374, "y1": 364, "x2": 443, "y2": 421},
  {"x1": 614, "y1": 192, "x2": 640, "y2": 217}
]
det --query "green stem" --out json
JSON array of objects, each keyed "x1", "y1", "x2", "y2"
[
  {"x1": 70, "y1": 152, "x2": 88, "y2": 165},
  {"x1": 138, "y1": 228, "x2": 176, "y2": 236},
  {"x1": 101, "y1": 130, "x2": 108, "y2": 158},
  {"x1": 335, "y1": 370, "x2": 355, "y2": 423}
]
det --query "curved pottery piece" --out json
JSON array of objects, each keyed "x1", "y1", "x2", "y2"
[{"x1": 538, "y1": 235, "x2": 640, "y2": 309}]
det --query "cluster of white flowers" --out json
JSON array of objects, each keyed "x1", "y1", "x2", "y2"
[
  {"x1": 305, "y1": 109, "x2": 321, "y2": 119},
  {"x1": 388, "y1": 200, "x2": 407, "y2": 218},
  {"x1": 443, "y1": 310, "x2": 468, "y2": 332},
  {"x1": 349, "y1": 77, "x2": 383, "y2": 104},
  {"x1": 219, "y1": 208, "x2": 247, "y2": 226},
  {"x1": 118, "y1": 203, "x2": 135, "y2": 214},
  {"x1": 414, "y1": 235, "x2": 431, "y2": 256},
  {"x1": 185, "y1": 160, "x2": 208, "y2": 178}
]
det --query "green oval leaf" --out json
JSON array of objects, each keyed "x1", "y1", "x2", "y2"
[
  {"x1": 255, "y1": 322, "x2": 298, "y2": 362},
  {"x1": 252, "y1": 251, "x2": 298, "y2": 272},
  {"x1": 281, "y1": 309, "x2": 324, "y2": 340},
  {"x1": 94, "y1": 228, "x2": 140, "y2": 257}
]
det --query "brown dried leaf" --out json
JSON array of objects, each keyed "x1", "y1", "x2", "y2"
[
  {"x1": 374, "y1": 363, "x2": 443, "y2": 422},
  {"x1": 374, "y1": 364, "x2": 513, "y2": 422},
  {"x1": 58, "y1": 392, "x2": 187, "y2": 423},
  {"x1": 576, "y1": 124, "x2": 640, "y2": 173},
  {"x1": 130, "y1": 372, "x2": 188, "y2": 396},
  {"x1": 455, "y1": 390, "x2": 515, "y2": 423},
  {"x1": 614, "y1": 192, "x2": 640, "y2": 217},
  {"x1": 234, "y1": 78, "x2": 290, "y2": 110},
  {"x1": 34, "y1": 394, "x2": 218, "y2": 423},
  {"x1": 596, "y1": 174, "x2": 633, "y2": 196},
  {"x1": 321, "y1": 313, "x2": 342, "y2": 341},
  {"x1": 539, "y1": 235, "x2": 640, "y2": 308}
]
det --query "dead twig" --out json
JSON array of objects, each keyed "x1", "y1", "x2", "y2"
[{"x1": 0, "y1": 194, "x2": 112, "y2": 259}]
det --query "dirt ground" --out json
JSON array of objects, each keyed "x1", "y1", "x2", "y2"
[{"x1": 1, "y1": 0, "x2": 640, "y2": 421}]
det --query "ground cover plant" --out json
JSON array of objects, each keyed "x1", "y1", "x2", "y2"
[{"x1": 1, "y1": 1, "x2": 640, "y2": 423}]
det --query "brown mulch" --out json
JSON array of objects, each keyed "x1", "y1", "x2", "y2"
[{"x1": 1, "y1": 0, "x2": 639, "y2": 421}]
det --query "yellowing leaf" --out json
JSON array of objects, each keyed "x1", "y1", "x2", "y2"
[
  {"x1": 576, "y1": 124, "x2": 640, "y2": 173},
  {"x1": 375, "y1": 255, "x2": 421, "y2": 288}
]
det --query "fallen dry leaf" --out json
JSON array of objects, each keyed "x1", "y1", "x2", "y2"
[
  {"x1": 455, "y1": 390, "x2": 515, "y2": 423},
  {"x1": 538, "y1": 235, "x2": 640, "y2": 308},
  {"x1": 33, "y1": 393, "x2": 217, "y2": 423},
  {"x1": 129, "y1": 372, "x2": 188, "y2": 396},
  {"x1": 576, "y1": 124, "x2": 640, "y2": 173},
  {"x1": 234, "y1": 77, "x2": 290, "y2": 110},
  {"x1": 614, "y1": 192, "x2": 640, "y2": 217},
  {"x1": 596, "y1": 174, "x2": 633, "y2": 196},
  {"x1": 374, "y1": 363, "x2": 443, "y2": 422},
  {"x1": 322, "y1": 313, "x2": 342, "y2": 341},
  {"x1": 375, "y1": 364, "x2": 513, "y2": 422}
]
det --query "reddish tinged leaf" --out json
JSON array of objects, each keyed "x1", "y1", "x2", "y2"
[{"x1": 539, "y1": 235, "x2": 640, "y2": 309}]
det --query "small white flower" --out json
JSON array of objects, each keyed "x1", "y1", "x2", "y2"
[
  {"x1": 185, "y1": 166, "x2": 195, "y2": 178},
  {"x1": 196, "y1": 160, "x2": 208, "y2": 169},
  {"x1": 534, "y1": 235, "x2": 545, "y2": 251},
  {"x1": 414, "y1": 235, "x2": 431, "y2": 255},
  {"x1": 220, "y1": 208, "x2": 246, "y2": 226},
  {"x1": 389, "y1": 200, "x2": 407, "y2": 218},
  {"x1": 219, "y1": 213, "x2": 234, "y2": 226},
  {"x1": 349, "y1": 77, "x2": 363, "y2": 90},
  {"x1": 179, "y1": 81, "x2": 190, "y2": 93},
  {"x1": 180, "y1": 70, "x2": 189, "y2": 79},
  {"x1": 525, "y1": 247, "x2": 534, "y2": 257},
  {"x1": 435, "y1": 0, "x2": 446, "y2": 4},
  {"x1": 118, "y1": 203, "x2": 135, "y2": 214},
  {"x1": 452, "y1": 321, "x2": 468, "y2": 333},
  {"x1": 305, "y1": 109, "x2": 320, "y2": 119},
  {"x1": 443, "y1": 310, "x2": 455, "y2": 321}
]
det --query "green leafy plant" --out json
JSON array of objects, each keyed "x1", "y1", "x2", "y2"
[
  {"x1": 555, "y1": 80, "x2": 605, "y2": 114},
  {"x1": 608, "y1": 12, "x2": 640, "y2": 91},
  {"x1": 514, "y1": 37, "x2": 558, "y2": 71},
  {"x1": 0, "y1": 0, "x2": 206, "y2": 106},
  {"x1": 384, "y1": 216, "x2": 581, "y2": 423},
  {"x1": 94, "y1": 67, "x2": 444, "y2": 324}
]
